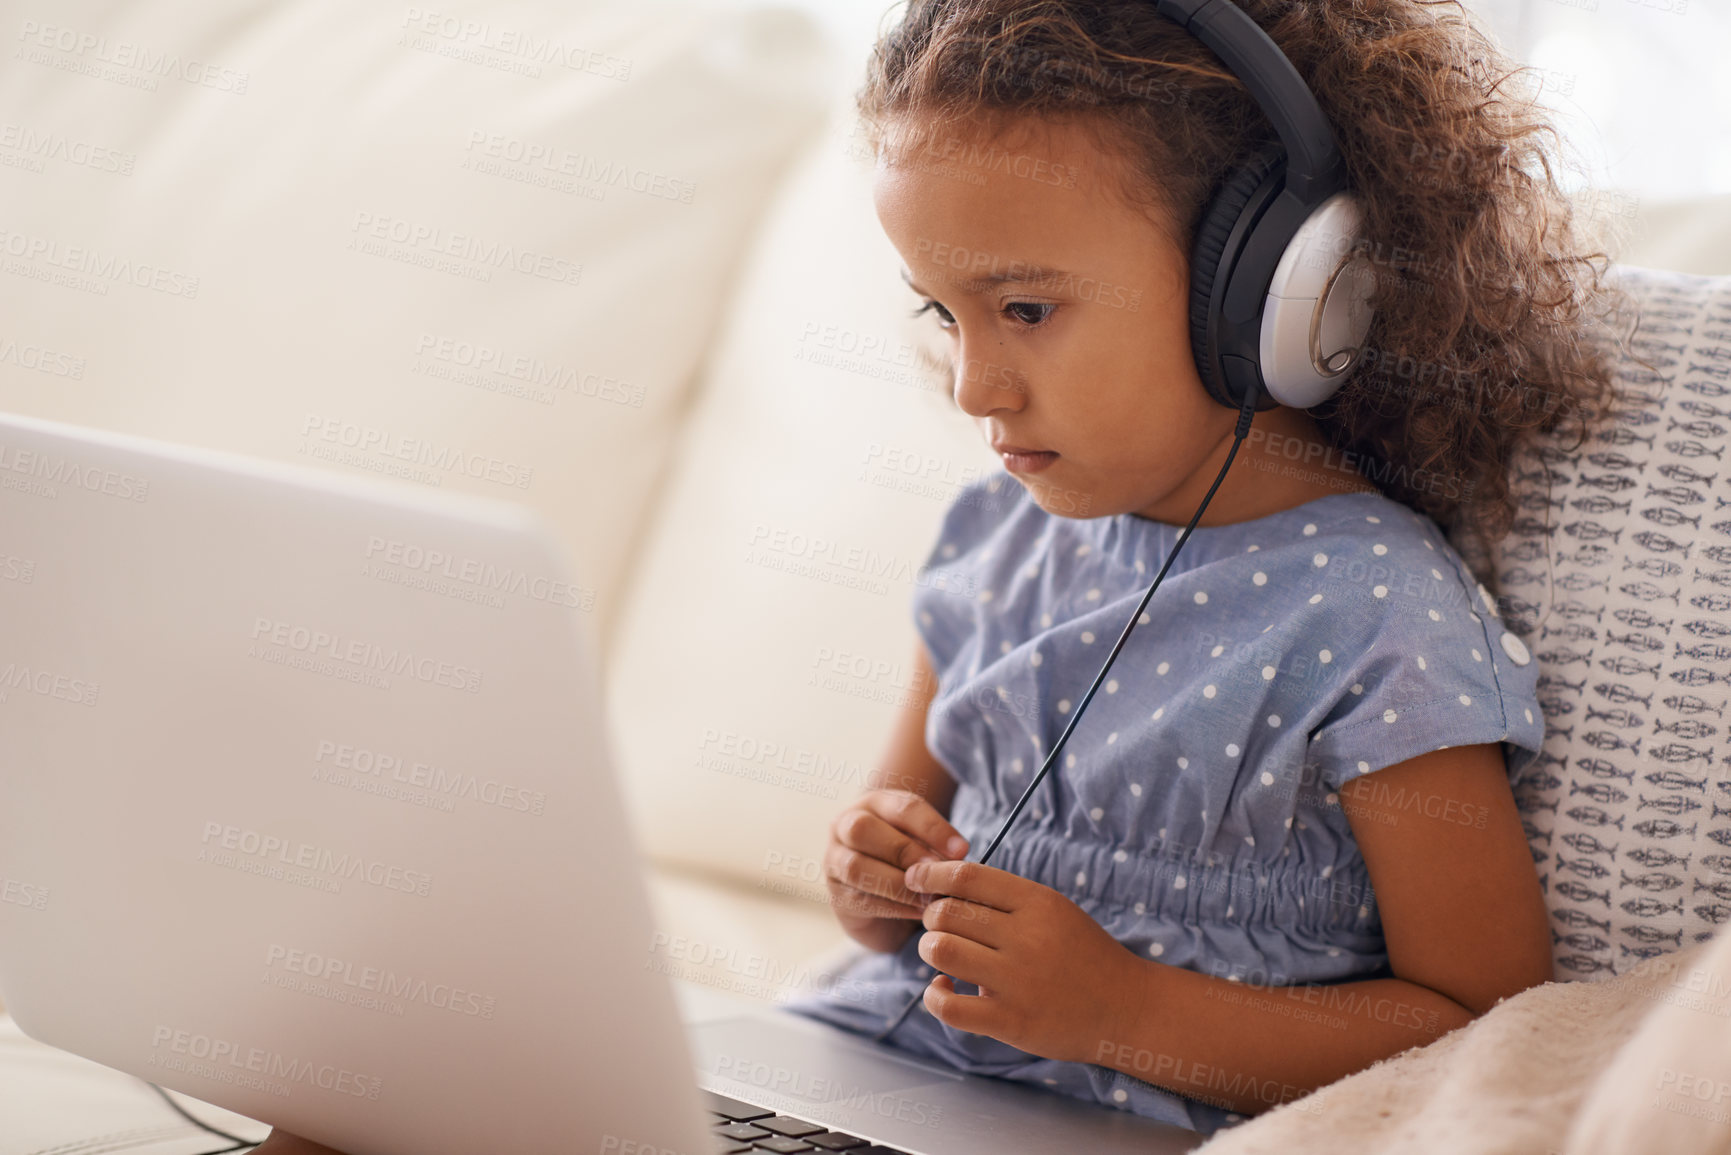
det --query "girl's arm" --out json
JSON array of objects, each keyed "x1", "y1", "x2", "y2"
[{"x1": 1092, "y1": 742, "x2": 1554, "y2": 1114}]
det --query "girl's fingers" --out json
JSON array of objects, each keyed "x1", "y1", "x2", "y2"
[
  {"x1": 862, "y1": 790, "x2": 969, "y2": 862},
  {"x1": 824, "y1": 838, "x2": 930, "y2": 912},
  {"x1": 914, "y1": 930, "x2": 1001, "y2": 991}
]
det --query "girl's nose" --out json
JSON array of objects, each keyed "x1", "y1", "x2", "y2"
[{"x1": 952, "y1": 344, "x2": 1026, "y2": 418}]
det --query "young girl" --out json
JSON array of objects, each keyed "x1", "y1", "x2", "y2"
[{"x1": 786, "y1": 0, "x2": 1626, "y2": 1136}]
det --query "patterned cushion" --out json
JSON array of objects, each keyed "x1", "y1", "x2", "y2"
[{"x1": 1478, "y1": 264, "x2": 1731, "y2": 979}]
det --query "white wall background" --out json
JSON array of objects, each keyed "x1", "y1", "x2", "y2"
[{"x1": 687, "y1": 0, "x2": 1731, "y2": 202}]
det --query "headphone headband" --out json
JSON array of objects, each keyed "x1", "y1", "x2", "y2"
[{"x1": 1153, "y1": 0, "x2": 1348, "y2": 203}]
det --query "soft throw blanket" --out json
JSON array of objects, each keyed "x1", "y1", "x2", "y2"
[{"x1": 1195, "y1": 925, "x2": 1731, "y2": 1155}]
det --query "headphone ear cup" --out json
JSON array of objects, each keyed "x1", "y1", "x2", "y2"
[{"x1": 1187, "y1": 143, "x2": 1287, "y2": 409}]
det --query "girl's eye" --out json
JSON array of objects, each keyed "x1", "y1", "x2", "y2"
[
  {"x1": 1005, "y1": 301, "x2": 1055, "y2": 327},
  {"x1": 911, "y1": 299, "x2": 956, "y2": 328},
  {"x1": 911, "y1": 299, "x2": 1055, "y2": 329}
]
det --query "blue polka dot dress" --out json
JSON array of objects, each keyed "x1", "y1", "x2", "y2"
[{"x1": 783, "y1": 470, "x2": 1545, "y2": 1133}]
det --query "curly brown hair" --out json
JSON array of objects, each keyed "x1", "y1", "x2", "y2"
[{"x1": 855, "y1": 0, "x2": 1637, "y2": 573}]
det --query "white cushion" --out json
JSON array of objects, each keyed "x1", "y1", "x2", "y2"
[
  {"x1": 1485, "y1": 264, "x2": 1731, "y2": 979},
  {"x1": 0, "y1": 0, "x2": 830, "y2": 663},
  {"x1": 606, "y1": 98, "x2": 998, "y2": 888}
]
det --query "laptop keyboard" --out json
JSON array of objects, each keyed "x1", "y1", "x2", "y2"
[{"x1": 702, "y1": 1089, "x2": 917, "y2": 1155}]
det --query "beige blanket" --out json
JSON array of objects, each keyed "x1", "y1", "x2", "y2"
[{"x1": 1195, "y1": 926, "x2": 1731, "y2": 1155}]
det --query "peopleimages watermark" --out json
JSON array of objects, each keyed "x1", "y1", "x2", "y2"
[
  {"x1": 0, "y1": 873, "x2": 49, "y2": 911},
  {"x1": 0, "y1": 660, "x2": 100, "y2": 708},
  {"x1": 399, "y1": 8, "x2": 632, "y2": 81},
  {"x1": 198, "y1": 820, "x2": 434, "y2": 897},
  {"x1": 248, "y1": 616, "x2": 484, "y2": 693},
  {"x1": 15, "y1": 20, "x2": 250, "y2": 94},
  {"x1": 148, "y1": 1025, "x2": 381, "y2": 1100},
  {"x1": 0, "y1": 440, "x2": 150, "y2": 502},
  {"x1": 264, "y1": 943, "x2": 497, "y2": 1019}
]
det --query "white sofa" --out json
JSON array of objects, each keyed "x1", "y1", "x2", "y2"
[{"x1": 5, "y1": 0, "x2": 1731, "y2": 1146}]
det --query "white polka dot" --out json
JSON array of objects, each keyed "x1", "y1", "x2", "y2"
[
  {"x1": 1058, "y1": 699, "x2": 1072, "y2": 713},
  {"x1": 996, "y1": 686, "x2": 1009, "y2": 700},
  {"x1": 1319, "y1": 649, "x2": 1333, "y2": 663},
  {"x1": 1459, "y1": 694, "x2": 1472, "y2": 705},
  {"x1": 1106, "y1": 678, "x2": 1119, "y2": 693},
  {"x1": 1383, "y1": 709, "x2": 1398, "y2": 723},
  {"x1": 1067, "y1": 753, "x2": 1077, "y2": 768},
  {"x1": 1114, "y1": 848, "x2": 1128, "y2": 862},
  {"x1": 1076, "y1": 544, "x2": 1091, "y2": 557},
  {"x1": 1326, "y1": 793, "x2": 1338, "y2": 805},
  {"x1": 1247, "y1": 544, "x2": 1261, "y2": 552},
  {"x1": 1263, "y1": 624, "x2": 1273, "y2": 633},
  {"x1": 1425, "y1": 540, "x2": 1435, "y2": 550},
  {"x1": 1253, "y1": 571, "x2": 1268, "y2": 586},
  {"x1": 1373, "y1": 543, "x2": 1388, "y2": 556},
  {"x1": 1303, "y1": 523, "x2": 1317, "y2": 536},
  {"x1": 1244, "y1": 836, "x2": 1255, "y2": 846},
  {"x1": 1428, "y1": 609, "x2": 1441, "y2": 621},
  {"x1": 1107, "y1": 732, "x2": 1119, "y2": 745},
  {"x1": 1471, "y1": 648, "x2": 1483, "y2": 662},
  {"x1": 1432, "y1": 568, "x2": 1444, "y2": 580},
  {"x1": 979, "y1": 589, "x2": 994, "y2": 602},
  {"x1": 1178, "y1": 757, "x2": 1189, "y2": 769},
  {"x1": 919, "y1": 611, "x2": 933, "y2": 626},
  {"x1": 1011, "y1": 758, "x2": 1024, "y2": 773},
  {"x1": 1417, "y1": 656, "x2": 1427, "y2": 670},
  {"x1": 1351, "y1": 682, "x2": 1363, "y2": 694},
  {"x1": 1327, "y1": 947, "x2": 1341, "y2": 957},
  {"x1": 1130, "y1": 783, "x2": 1143, "y2": 796},
  {"x1": 1260, "y1": 771, "x2": 1275, "y2": 786},
  {"x1": 1267, "y1": 714, "x2": 1281, "y2": 727},
  {"x1": 1313, "y1": 553, "x2": 1328, "y2": 567},
  {"x1": 1000, "y1": 640, "x2": 1011, "y2": 654},
  {"x1": 1041, "y1": 613, "x2": 1053, "y2": 628},
  {"x1": 1152, "y1": 707, "x2": 1165, "y2": 720},
  {"x1": 1284, "y1": 816, "x2": 1293, "y2": 828},
  {"x1": 1321, "y1": 865, "x2": 1333, "y2": 878},
  {"x1": 1090, "y1": 807, "x2": 1104, "y2": 821},
  {"x1": 1135, "y1": 560, "x2": 1145, "y2": 574},
  {"x1": 1262, "y1": 665, "x2": 1277, "y2": 681},
  {"x1": 1134, "y1": 901, "x2": 1146, "y2": 914},
  {"x1": 1204, "y1": 684, "x2": 1217, "y2": 699},
  {"x1": 1044, "y1": 1077, "x2": 1058, "y2": 1085},
  {"x1": 1366, "y1": 516, "x2": 1381, "y2": 524},
  {"x1": 1138, "y1": 612, "x2": 1150, "y2": 625},
  {"x1": 1226, "y1": 743, "x2": 1240, "y2": 757},
  {"x1": 1081, "y1": 631, "x2": 1096, "y2": 644},
  {"x1": 1024, "y1": 563, "x2": 1040, "y2": 579},
  {"x1": 1525, "y1": 708, "x2": 1534, "y2": 723},
  {"x1": 1156, "y1": 661, "x2": 1171, "y2": 676},
  {"x1": 1357, "y1": 760, "x2": 1370, "y2": 773},
  {"x1": 1373, "y1": 585, "x2": 1388, "y2": 598},
  {"x1": 1030, "y1": 651, "x2": 1043, "y2": 667},
  {"x1": 941, "y1": 543, "x2": 957, "y2": 558},
  {"x1": 1211, "y1": 644, "x2": 1225, "y2": 657},
  {"x1": 1194, "y1": 591, "x2": 1209, "y2": 605},
  {"x1": 1149, "y1": 942, "x2": 1165, "y2": 956},
  {"x1": 1309, "y1": 593, "x2": 1323, "y2": 604},
  {"x1": 1500, "y1": 632, "x2": 1531, "y2": 666},
  {"x1": 1174, "y1": 876, "x2": 1187, "y2": 890},
  {"x1": 1076, "y1": 871, "x2": 1087, "y2": 886},
  {"x1": 1086, "y1": 588, "x2": 1101, "y2": 601},
  {"x1": 1113, "y1": 1088, "x2": 1128, "y2": 1103}
]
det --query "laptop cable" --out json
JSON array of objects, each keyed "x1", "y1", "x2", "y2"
[
  {"x1": 145, "y1": 1079, "x2": 263, "y2": 1153},
  {"x1": 871, "y1": 392, "x2": 1258, "y2": 1045}
]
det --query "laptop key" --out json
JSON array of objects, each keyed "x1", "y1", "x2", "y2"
[
  {"x1": 855, "y1": 1147, "x2": 916, "y2": 1154},
  {"x1": 714, "y1": 1143, "x2": 754, "y2": 1155},
  {"x1": 750, "y1": 1139, "x2": 816, "y2": 1154},
  {"x1": 756, "y1": 1116, "x2": 827, "y2": 1138},
  {"x1": 717, "y1": 1123, "x2": 774, "y2": 1141},
  {"x1": 703, "y1": 1090, "x2": 777, "y2": 1121},
  {"x1": 806, "y1": 1135, "x2": 868, "y2": 1150}
]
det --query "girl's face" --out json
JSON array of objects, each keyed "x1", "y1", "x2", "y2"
[{"x1": 873, "y1": 112, "x2": 1339, "y2": 525}]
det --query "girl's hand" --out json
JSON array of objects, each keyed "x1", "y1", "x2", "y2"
[
  {"x1": 253, "y1": 1130, "x2": 349, "y2": 1155},
  {"x1": 824, "y1": 789, "x2": 970, "y2": 953},
  {"x1": 902, "y1": 860, "x2": 1149, "y2": 1065}
]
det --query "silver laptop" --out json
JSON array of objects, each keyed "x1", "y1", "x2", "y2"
[{"x1": 0, "y1": 411, "x2": 1201, "y2": 1155}]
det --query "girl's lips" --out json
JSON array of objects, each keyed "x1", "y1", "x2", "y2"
[{"x1": 1001, "y1": 449, "x2": 1058, "y2": 474}]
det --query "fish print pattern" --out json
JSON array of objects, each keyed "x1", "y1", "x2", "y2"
[{"x1": 1482, "y1": 267, "x2": 1731, "y2": 977}]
